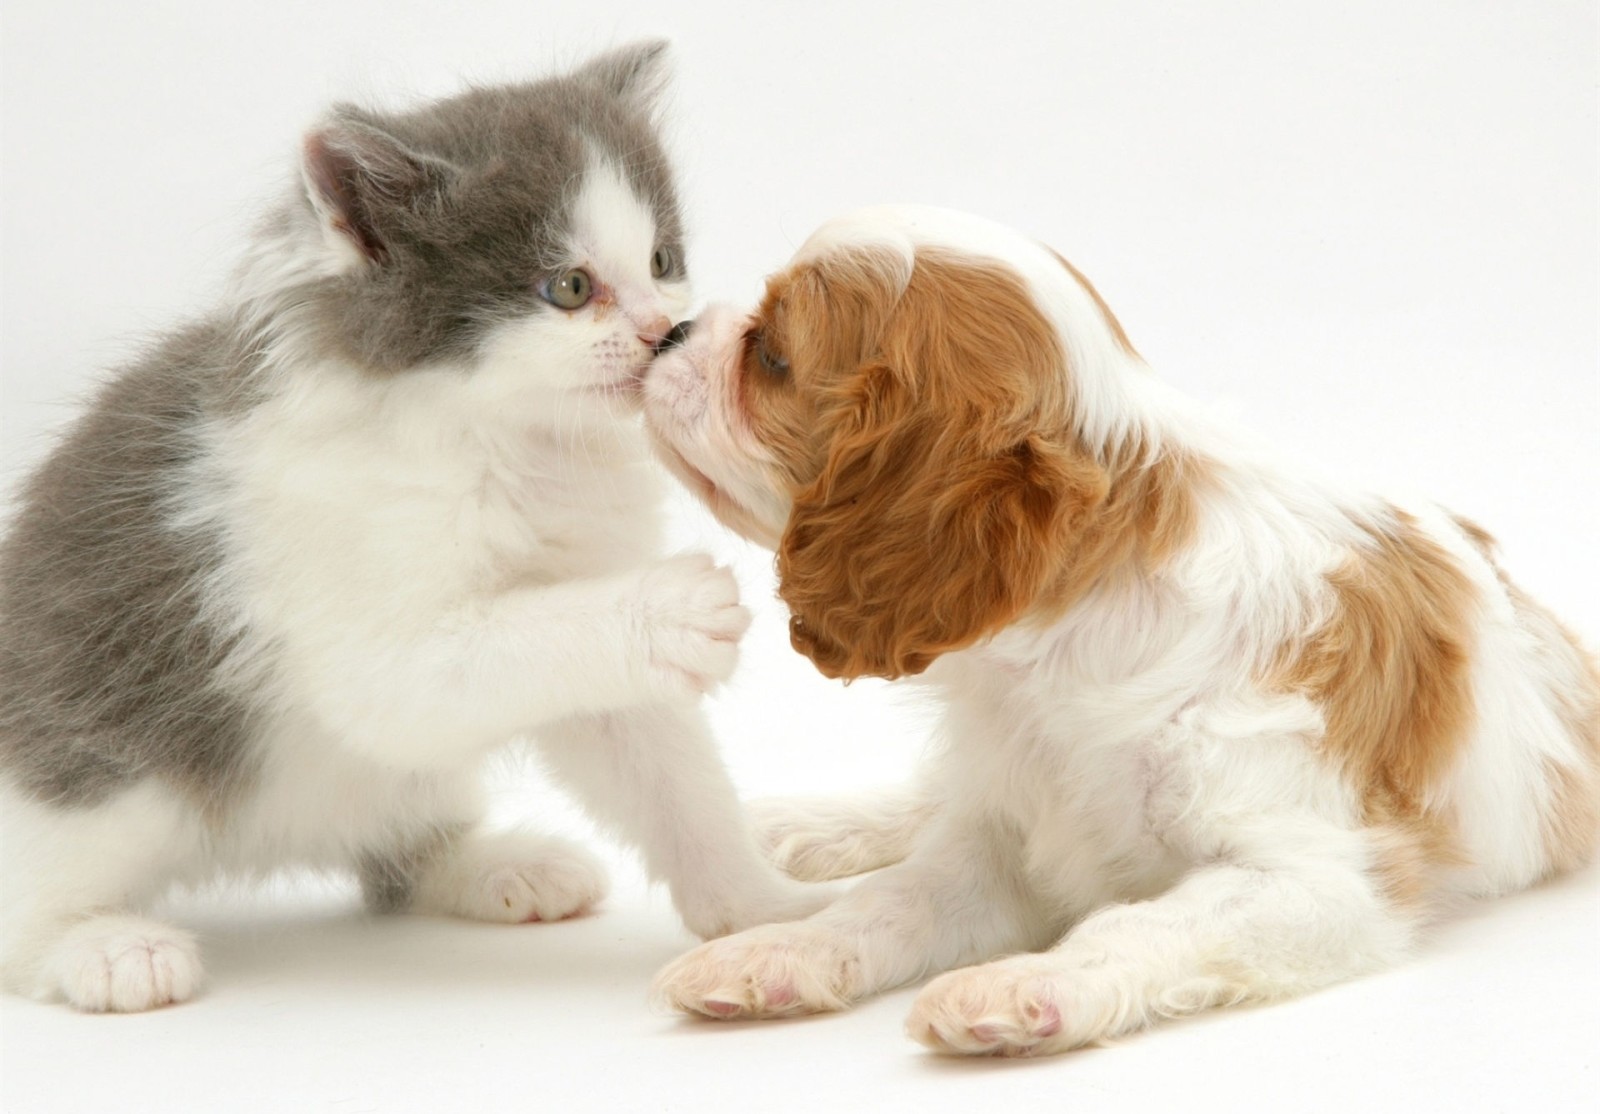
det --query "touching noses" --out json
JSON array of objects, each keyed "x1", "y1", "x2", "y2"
[{"x1": 652, "y1": 318, "x2": 694, "y2": 354}]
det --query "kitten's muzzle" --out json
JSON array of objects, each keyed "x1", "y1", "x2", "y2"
[{"x1": 653, "y1": 319, "x2": 694, "y2": 355}]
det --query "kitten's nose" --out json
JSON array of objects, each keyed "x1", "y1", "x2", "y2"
[
  {"x1": 654, "y1": 319, "x2": 694, "y2": 354},
  {"x1": 638, "y1": 316, "x2": 673, "y2": 349}
]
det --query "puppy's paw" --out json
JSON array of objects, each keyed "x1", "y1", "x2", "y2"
[
  {"x1": 652, "y1": 923, "x2": 861, "y2": 1020},
  {"x1": 633, "y1": 554, "x2": 752, "y2": 700},
  {"x1": 907, "y1": 961, "x2": 1122, "y2": 1057},
  {"x1": 47, "y1": 915, "x2": 203, "y2": 1013},
  {"x1": 415, "y1": 832, "x2": 609, "y2": 924}
]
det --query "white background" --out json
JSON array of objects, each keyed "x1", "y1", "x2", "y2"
[{"x1": 1, "y1": 2, "x2": 1596, "y2": 1112}]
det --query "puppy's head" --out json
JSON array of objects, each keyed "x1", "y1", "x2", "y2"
[{"x1": 645, "y1": 206, "x2": 1147, "y2": 680}]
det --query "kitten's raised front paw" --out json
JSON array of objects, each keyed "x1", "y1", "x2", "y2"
[
  {"x1": 907, "y1": 961, "x2": 1109, "y2": 1057},
  {"x1": 414, "y1": 831, "x2": 609, "y2": 924},
  {"x1": 633, "y1": 554, "x2": 751, "y2": 700},
  {"x1": 652, "y1": 922, "x2": 862, "y2": 1020},
  {"x1": 46, "y1": 914, "x2": 203, "y2": 1013}
]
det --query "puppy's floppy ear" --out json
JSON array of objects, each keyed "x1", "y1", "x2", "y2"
[
  {"x1": 301, "y1": 114, "x2": 458, "y2": 266},
  {"x1": 777, "y1": 256, "x2": 1109, "y2": 680}
]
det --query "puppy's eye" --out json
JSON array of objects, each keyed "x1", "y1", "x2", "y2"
[
  {"x1": 756, "y1": 336, "x2": 790, "y2": 378},
  {"x1": 542, "y1": 269, "x2": 594, "y2": 310},
  {"x1": 651, "y1": 246, "x2": 676, "y2": 279}
]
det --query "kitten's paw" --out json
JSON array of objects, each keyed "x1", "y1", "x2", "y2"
[
  {"x1": 652, "y1": 923, "x2": 861, "y2": 1019},
  {"x1": 633, "y1": 555, "x2": 752, "y2": 699},
  {"x1": 415, "y1": 832, "x2": 609, "y2": 924},
  {"x1": 47, "y1": 915, "x2": 203, "y2": 1013},
  {"x1": 907, "y1": 962, "x2": 1090, "y2": 1057},
  {"x1": 748, "y1": 798, "x2": 904, "y2": 882},
  {"x1": 678, "y1": 876, "x2": 841, "y2": 940}
]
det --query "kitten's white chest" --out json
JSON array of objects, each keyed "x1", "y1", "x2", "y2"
[
  {"x1": 459, "y1": 431, "x2": 664, "y2": 583},
  {"x1": 214, "y1": 370, "x2": 655, "y2": 617},
  {"x1": 189, "y1": 363, "x2": 670, "y2": 756}
]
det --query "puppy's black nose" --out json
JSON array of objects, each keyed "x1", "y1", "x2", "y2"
[{"x1": 654, "y1": 319, "x2": 694, "y2": 353}]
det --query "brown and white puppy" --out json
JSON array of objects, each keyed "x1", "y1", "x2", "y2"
[{"x1": 641, "y1": 205, "x2": 1599, "y2": 1056}]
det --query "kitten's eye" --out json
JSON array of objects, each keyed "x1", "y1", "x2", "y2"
[
  {"x1": 651, "y1": 246, "x2": 676, "y2": 280},
  {"x1": 542, "y1": 269, "x2": 594, "y2": 310}
]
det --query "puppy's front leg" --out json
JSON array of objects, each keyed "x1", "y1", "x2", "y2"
[
  {"x1": 536, "y1": 703, "x2": 834, "y2": 938},
  {"x1": 907, "y1": 826, "x2": 1417, "y2": 1056},
  {"x1": 651, "y1": 808, "x2": 1051, "y2": 1018}
]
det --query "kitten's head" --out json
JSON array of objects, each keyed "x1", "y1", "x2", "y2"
[{"x1": 263, "y1": 42, "x2": 689, "y2": 420}]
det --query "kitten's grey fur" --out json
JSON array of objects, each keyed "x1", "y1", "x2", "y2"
[
  {"x1": 0, "y1": 45, "x2": 682, "y2": 812},
  {"x1": 0, "y1": 43, "x2": 828, "y2": 1012},
  {"x1": 0, "y1": 322, "x2": 257, "y2": 810}
]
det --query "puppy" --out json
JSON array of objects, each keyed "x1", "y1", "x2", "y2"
[{"x1": 641, "y1": 205, "x2": 1599, "y2": 1055}]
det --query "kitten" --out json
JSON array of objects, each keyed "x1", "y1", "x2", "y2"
[{"x1": 0, "y1": 41, "x2": 825, "y2": 1013}]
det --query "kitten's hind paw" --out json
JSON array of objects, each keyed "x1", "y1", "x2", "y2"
[{"x1": 414, "y1": 831, "x2": 609, "y2": 924}]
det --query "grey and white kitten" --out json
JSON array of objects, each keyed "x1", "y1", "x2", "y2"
[{"x1": 0, "y1": 42, "x2": 826, "y2": 1013}]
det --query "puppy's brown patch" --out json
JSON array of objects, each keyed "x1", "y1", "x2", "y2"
[
  {"x1": 1269, "y1": 510, "x2": 1479, "y2": 897},
  {"x1": 1033, "y1": 439, "x2": 1204, "y2": 619},
  {"x1": 1368, "y1": 811, "x2": 1460, "y2": 911},
  {"x1": 1503, "y1": 586, "x2": 1600, "y2": 873}
]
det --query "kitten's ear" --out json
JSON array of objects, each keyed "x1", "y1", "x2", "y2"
[
  {"x1": 300, "y1": 118, "x2": 456, "y2": 267},
  {"x1": 574, "y1": 39, "x2": 672, "y2": 107}
]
